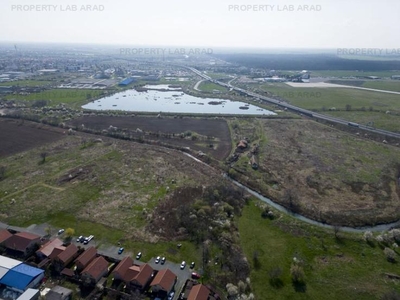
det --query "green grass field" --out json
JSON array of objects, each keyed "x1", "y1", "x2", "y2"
[
  {"x1": 325, "y1": 80, "x2": 400, "y2": 92},
  {"x1": 310, "y1": 70, "x2": 400, "y2": 78},
  {"x1": 254, "y1": 82, "x2": 400, "y2": 131},
  {"x1": 6, "y1": 88, "x2": 105, "y2": 109},
  {"x1": 239, "y1": 200, "x2": 400, "y2": 300},
  {"x1": 198, "y1": 81, "x2": 228, "y2": 93},
  {"x1": 0, "y1": 80, "x2": 52, "y2": 86},
  {"x1": 322, "y1": 111, "x2": 400, "y2": 132},
  {"x1": 362, "y1": 81, "x2": 400, "y2": 92},
  {"x1": 258, "y1": 84, "x2": 400, "y2": 111}
]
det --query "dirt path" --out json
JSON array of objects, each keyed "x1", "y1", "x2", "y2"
[
  {"x1": 193, "y1": 79, "x2": 205, "y2": 91},
  {"x1": 0, "y1": 183, "x2": 65, "y2": 201}
]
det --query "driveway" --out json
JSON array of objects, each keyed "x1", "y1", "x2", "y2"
[{"x1": 147, "y1": 257, "x2": 191, "y2": 299}]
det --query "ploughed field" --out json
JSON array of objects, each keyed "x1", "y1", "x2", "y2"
[
  {"x1": 0, "y1": 118, "x2": 65, "y2": 157},
  {"x1": 67, "y1": 115, "x2": 232, "y2": 160},
  {"x1": 230, "y1": 118, "x2": 400, "y2": 227}
]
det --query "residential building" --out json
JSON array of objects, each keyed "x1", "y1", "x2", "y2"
[
  {"x1": 53, "y1": 244, "x2": 78, "y2": 272},
  {"x1": 36, "y1": 238, "x2": 65, "y2": 260},
  {"x1": 112, "y1": 256, "x2": 133, "y2": 281},
  {"x1": 75, "y1": 246, "x2": 97, "y2": 271},
  {"x1": 188, "y1": 284, "x2": 211, "y2": 300},
  {"x1": 4, "y1": 232, "x2": 41, "y2": 257},
  {"x1": 150, "y1": 268, "x2": 177, "y2": 296},
  {"x1": 81, "y1": 256, "x2": 108, "y2": 286},
  {"x1": 0, "y1": 229, "x2": 12, "y2": 245}
]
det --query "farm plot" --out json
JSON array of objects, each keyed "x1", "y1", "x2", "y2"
[
  {"x1": 0, "y1": 118, "x2": 65, "y2": 158},
  {"x1": 68, "y1": 116, "x2": 232, "y2": 160}
]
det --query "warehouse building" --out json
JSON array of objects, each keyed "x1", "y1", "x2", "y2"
[
  {"x1": 0, "y1": 255, "x2": 44, "y2": 292},
  {"x1": 119, "y1": 77, "x2": 135, "y2": 86}
]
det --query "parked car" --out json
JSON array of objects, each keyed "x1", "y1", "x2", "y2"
[
  {"x1": 161, "y1": 257, "x2": 166, "y2": 264},
  {"x1": 136, "y1": 252, "x2": 142, "y2": 259},
  {"x1": 118, "y1": 247, "x2": 124, "y2": 254},
  {"x1": 58, "y1": 229, "x2": 65, "y2": 235},
  {"x1": 76, "y1": 235, "x2": 83, "y2": 242},
  {"x1": 155, "y1": 256, "x2": 161, "y2": 264},
  {"x1": 191, "y1": 272, "x2": 201, "y2": 279},
  {"x1": 180, "y1": 261, "x2": 186, "y2": 269},
  {"x1": 190, "y1": 261, "x2": 195, "y2": 269},
  {"x1": 83, "y1": 235, "x2": 94, "y2": 245},
  {"x1": 168, "y1": 291, "x2": 175, "y2": 300}
]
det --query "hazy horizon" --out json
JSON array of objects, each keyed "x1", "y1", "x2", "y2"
[{"x1": 1, "y1": 0, "x2": 399, "y2": 49}]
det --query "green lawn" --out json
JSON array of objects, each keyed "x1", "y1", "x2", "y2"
[{"x1": 239, "y1": 200, "x2": 400, "y2": 300}]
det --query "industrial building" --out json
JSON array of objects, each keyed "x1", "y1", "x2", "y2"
[
  {"x1": 118, "y1": 77, "x2": 135, "y2": 86},
  {"x1": 0, "y1": 255, "x2": 44, "y2": 293}
]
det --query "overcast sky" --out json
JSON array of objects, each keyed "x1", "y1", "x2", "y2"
[{"x1": 0, "y1": 0, "x2": 399, "y2": 49}]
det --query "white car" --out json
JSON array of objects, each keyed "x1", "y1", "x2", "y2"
[
  {"x1": 155, "y1": 256, "x2": 161, "y2": 264},
  {"x1": 180, "y1": 261, "x2": 186, "y2": 269},
  {"x1": 58, "y1": 229, "x2": 65, "y2": 235},
  {"x1": 168, "y1": 291, "x2": 175, "y2": 300}
]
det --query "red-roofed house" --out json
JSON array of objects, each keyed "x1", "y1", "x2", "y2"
[
  {"x1": 112, "y1": 258, "x2": 154, "y2": 292},
  {"x1": 81, "y1": 256, "x2": 109, "y2": 286},
  {"x1": 128, "y1": 263, "x2": 154, "y2": 291},
  {"x1": 112, "y1": 256, "x2": 133, "y2": 281},
  {"x1": 54, "y1": 244, "x2": 79, "y2": 272},
  {"x1": 75, "y1": 246, "x2": 97, "y2": 271},
  {"x1": 0, "y1": 229, "x2": 12, "y2": 245},
  {"x1": 4, "y1": 231, "x2": 41, "y2": 257},
  {"x1": 48, "y1": 246, "x2": 66, "y2": 260},
  {"x1": 188, "y1": 284, "x2": 211, "y2": 300},
  {"x1": 150, "y1": 269, "x2": 177, "y2": 295},
  {"x1": 36, "y1": 238, "x2": 64, "y2": 260}
]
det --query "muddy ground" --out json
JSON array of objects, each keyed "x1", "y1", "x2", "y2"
[{"x1": 0, "y1": 118, "x2": 65, "y2": 158}]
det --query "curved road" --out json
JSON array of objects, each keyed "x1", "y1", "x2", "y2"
[
  {"x1": 193, "y1": 79, "x2": 204, "y2": 91},
  {"x1": 187, "y1": 67, "x2": 400, "y2": 140}
]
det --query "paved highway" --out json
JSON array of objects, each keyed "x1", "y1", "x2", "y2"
[{"x1": 187, "y1": 67, "x2": 400, "y2": 140}]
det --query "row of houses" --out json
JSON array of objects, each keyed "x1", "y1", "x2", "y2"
[
  {"x1": 36, "y1": 237, "x2": 179, "y2": 297},
  {"x1": 0, "y1": 228, "x2": 219, "y2": 300},
  {"x1": 112, "y1": 256, "x2": 177, "y2": 296},
  {"x1": 36, "y1": 238, "x2": 108, "y2": 286},
  {"x1": 112, "y1": 256, "x2": 217, "y2": 300}
]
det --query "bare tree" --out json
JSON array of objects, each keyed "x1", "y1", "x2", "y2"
[
  {"x1": 0, "y1": 166, "x2": 6, "y2": 181},
  {"x1": 40, "y1": 152, "x2": 47, "y2": 163},
  {"x1": 334, "y1": 225, "x2": 340, "y2": 239}
]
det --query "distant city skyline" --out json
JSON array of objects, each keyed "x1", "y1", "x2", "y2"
[{"x1": 1, "y1": 0, "x2": 399, "y2": 49}]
